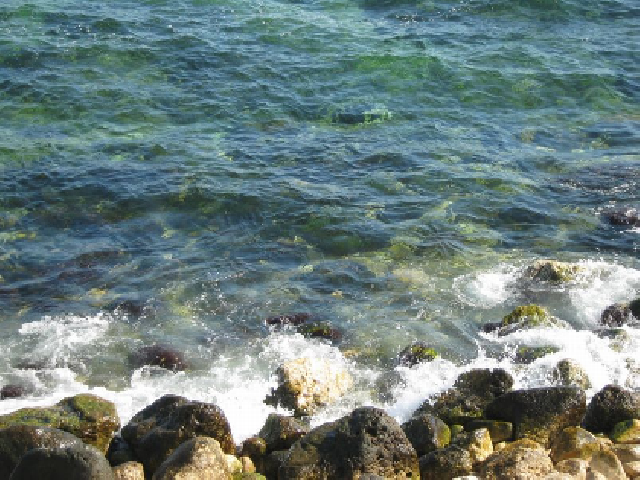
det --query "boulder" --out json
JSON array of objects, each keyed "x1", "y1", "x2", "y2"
[
  {"x1": 415, "y1": 368, "x2": 513, "y2": 426},
  {"x1": 582, "y1": 385, "x2": 640, "y2": 434},
  {"x1": 496, "y1": 305, "x2": 572, "y2": 336},
  {"x1": 397, "y1": 342, "x2": 439, "y2": 367},
  {"x1": 279, "y1": 407, "x2": 419, "y2": 479},
  {"x1": 478, "y1": 438, "x2": 555, "y2": 479},
  {"x1": 0, "y1": 425, "x2": 85, "y2": 479},
  {"x1": 9, "y1": 443, "x2": 114, "y2": 480},
  {"x1": 484, "y1": 386, "x2": 586, "y2": 447},
  {"x1": 419, "y1": 446, "x2": 473, "y2": 480},
  {"x1": 152, "y1": 437, "x2": 231, "y2": 480},
  {"x1": 453, "y1": 428, "x2": 493, "y2": 463},
  {"x1": 0, "y1": 385, "x2": 25, "y2": 400},
  {"x1": 0, "y1": 394, "x2": 120, "y2": 453},
  {"x1": 610, "y1": 419, "x2": 640, "y2": 444},
  {"x1": 128, "y1": 345, "x2": 187, "y2": 372},
  {"x1": 401, "y1": 413, "x2": 451, "y2": 456},
  {"x1": 120, "y1": 395, "x2": 234, "y2": 476},
  {"x1": 257, "y1": 414, "x2": 308, "y2": 453},
  {"x1": 549, "y1": 426, "x2": 601, "y2": 463},
  {"x1": 465, "y1": 420, "x2": 513, "y2": 443},
  {"x1": 524, "y1": 260, "x2": 582, "y2": 282},
  {"x1": 587, "y1": 449, "x2": 627, "y2": 480},
  {"x1": 112, "y1": 461, "x2": 144, "y2": 480},
  {"x1": 552, "y1": 359, "x2": 591, "y2": 390},
  {"x1": 264, "y1": 357, "x2": 353, "y2": 416}
]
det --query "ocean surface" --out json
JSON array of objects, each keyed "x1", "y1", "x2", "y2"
[{"x1": 0, "y1": 0, "x2": 639, "y2": 442}]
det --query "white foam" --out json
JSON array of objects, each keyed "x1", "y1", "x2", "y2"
[{"x1": 453, "y1": 264, "x2": 518, "y2": 308}]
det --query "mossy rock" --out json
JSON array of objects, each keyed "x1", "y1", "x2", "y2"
[
  {"x1": 297, "y1": 322, "x2": 342, "y2": 342},
  {"x1": 515, "y1": 345, "x2": 559, "y2": 364},
  {"x1": 0, "y1": 394, "x2": 119, "y2": 453},
  {"x1": 549, "y1": 426, "x2": 601, "y2": 463},
  {"x1": 524, "y1": 260, "x2": 582, "y2": 282},
  {"x1": 610, "y1": 418, "x2": 640, "y2": 444},
  {"x1": 497, "y1": 305, "x2": 571, "y2": 336},
  {"x1": 397, "y1": 342, "x2": 439, "y2": 367}
]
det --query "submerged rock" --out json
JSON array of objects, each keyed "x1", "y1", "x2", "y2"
[
  {"x1": 128, "y1": 344, "x2": 187, "y2": 372},
  {"x1": 121, "y1": 395, "x2": 234, "y2": 476},
  {"x1": 601, "y1": 207, "x2": 640, "y2": 227},
  {"x1": 265, "y1": 313, "x2": 311, "y2": 327},
  {"x1": 524, "y1": 259, "x2": 582, "y2": 282},
  {"x1": 397, "y1": 341, "x2": 439, "y2": 367},
  {"x1": 264, "y1": 357, "x2": 353, "y2": 416},
  {"x1": 582, "y1": 385, "x2": 640, "y2": 434},
  {"x1": 279, "y1": 407, "x2": 419, "y2": 479},
  {"x1": 0, "y1": 393, "x2": 120, "y2": 453},
  {"x1": 297, "y1": 322, "x2": 343, "y2": 342}
]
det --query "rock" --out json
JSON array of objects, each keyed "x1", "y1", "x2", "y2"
[
  {"x1": 264, "y1": 357, "x2": 353, "y2": 416},
  {"x1": 514, "y1": 346, "x2": 559, "y2": 364},
  {"x1": 600, "y1": 304, "x2": 633, "y2": 327},
  {"x1": 602, "y1": 207, "x2": 640, "y2": 227},
  {"x1": 112, "y1": 461, "x2": 144, "y2": 480},
  {"x1": 465, "y1": 420, "x2": 513, "y2": 443},
  {"x1": 0, "y1": 393, "x2": 120, "y2": 453},
  {"x1": 121, "y1": 395, "x2": 234, "y2": 476},
  {"x1": 265, "y1": 313, "x2": 311, "y2": 327},
  {"x1": 611, "y1": 443, "x2": 640, "y2": 464},
  {"x1": 631, "y1": 298, "x2": 640, "y2": 319},
  {"x1": 0, "y1": 425, "x2": 85, "y2": 479},
  {"x1": 241, "y1": 437, "x2": 267, "y2": 457},
  {"x1": 0, "y1": 385, "x2": 25, "y2": 400},
  {"x1": 262, "y1": 450, "x2": 289, "y2": 479},
  {"x1": 524, "y1": 260, "x2": 582, "y2": 282},
  {"x1": 587, "y1": 449, "x2": 627, "y2": 480},
  {"x1": 374, "y1": 370, "x2": 407, "y2": 402},
  {"x1": 622, "y1": 459, "x2": 640, "y2": 478},
  {"x1": 257, "y1": 414, "x2": 308, "y2": 453},
  {"x1": 401, "y1": 413, "x2": 451, "y2": 456},
  {"x1": 106, "y1": 435, "x2": 135, "y2": 467},
  {"x1": 128, "y1": 345, "x2": 187, "y2": 372},
  {"x1": 555, "y1": 458, "x2": 589, "y2": 478},
  {"x1": 9, "y1": 443, "x2": 114, "y2": 480},
  {"x1": 453, "y1": 428, "x2": 493, "y2": 463},
  {"x1": 610, "y1": 419, "x2": 640, "y2": 443},
  {"x1": 279, "y1": 406, "x2": 419, "y2": 479},
  {"x1": 415, "y1": 368, "x2": 514, "y2": 427},
  {"x1": 484, "y1": 386, "x2": 586, "y2": 447},
  {"x1": 240, "y1": 456, "x2": 256, "y2": 474},
  {"x1": 419, "y1": 446, "x2": 474, "y2": 480},
  {"x1": 297, "y1": 322, "x2": 343, "y2": 342},
  {"x1": 397, "y1": 342, "x2": 439, "y2": 367},
  {"x1": 552, "y1": 359, "x2": 592, "y2": 390},
  {"x1": 497, "y1": 305, "x2": 572, "y2": 336},
  {"x1": 152, "y1": 437, "x2": 231, "y2": 480},
  {"x1": 582, "y1": 385, "x2": 640, "y2": 434},
  {"x1": 478, "y1": 438, "x2": 555, "y2": 479},
  {"x1": 549, "y1": 426, "x2": 601, "y2": 463}
]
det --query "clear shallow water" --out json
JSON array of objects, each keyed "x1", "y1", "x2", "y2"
[{"x1": 0, "y1": 0, "x2": 639, "y2": 442}]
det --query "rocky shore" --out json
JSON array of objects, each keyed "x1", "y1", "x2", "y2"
[{"x1": 1, "y1": 260, "x2": 639, "y2": 479}]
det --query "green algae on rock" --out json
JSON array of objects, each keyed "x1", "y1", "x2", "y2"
[{"x1": 524, "y1": 259, "x2": 582, "y2": 282}]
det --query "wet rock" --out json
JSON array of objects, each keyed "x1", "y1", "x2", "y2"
[
  {"x1": 484, "y1": 386, "x2": 586, "y2": 447},
  {"x1": 496, "y1": 305, "x2": 572, "y2": 336},
  {"x1": 264, "y1": 357, "x2": 352, "y2": 416},
  {"x1": 110, "y1": 300, "x2": 149, "y2": 318},
  {"x1": 582, "y1": 385, "x2": 640, "y2": 434},
  {"x1": 587, "y1": 449, "x2": 627, "y2": 480},
  {"x1": 128, "y1": 345, "x2": 187, "y2": 372},
  {"x1": 524, "y1": 260, "x2": 582, "y2": 282},
  {"x1": 121, "y1": 395, "x2": 234, "y2": 476},
  {"x1": 265, "y1": 313, "x2": 311, "y2": 327},
  {"x1": 241, "y1": 437, "x2": 268, "y2": 474},
  {"x1": 152, "y1": 437, "x2": 231, "y2": 480},
  {"x1": 600, "y1": 303, "x2": 633, "y2": 327},
  {"x1": 374, "y1": 370, "x2": 407, "y2": 402},
  {"x1": 401, "y1": 413, "x2": 451, "y2": 456},
  {"x1": 279, "y1": 407, "x2": 419, "y2": 479},
  {"x1": 9, "y1": 443, "x2": 114, "y2": 480},
  {"x1": 514, "y1": 345, "x2": 559, "y2": 364},
  {"x1": 397, "y1": 342, "x2": 439, "y2": 367},
  {"x1": 297, "y1": 322, "x2": 343, "y2": 342},
  {"x1": 549, "y1": 426, "x2": 601, "y2": 463},
  {"x1": 552, "y1": 359, "x2": 592, "y2": 390},
  {"x1": 112, "y1": 461, "x2": 144, "y2": 480},
  {"x1": 419, "y1": 445, "x2": 473, "y2": 480},
  {"x1": 0, "y1": 393, "x2": 120, "y2": 453},
  {"x1": 465, "y1": 420, "x2": 513, "y2": 443},
  {"x1": 257, "y1": 414, "x2": 308, "y2": 453},
  {"x1": 0, "y1": 385, "x2": 25, "y2": 400},
  {"x1": 0, "y1": 425, "x2": 85, "y2": 479},
  {"x1": 610, "y1": 418, "x2": 640, "y2": 443},
  {"x1": 478, "y1": 438, "x2": 554, "y2": 479},
  {"x1": 106, "y1": 435, "x2": 135, "y2": 467},
  {"x1": 602, "y1": 207, "x2": 640, "y2": 227},
  {"x1": 415, "y1": 368, "x2": 513, "y2": 427}
]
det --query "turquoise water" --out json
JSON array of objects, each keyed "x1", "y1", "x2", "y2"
[{"x1": 0, "y1": 0, "x2": 639, "y2": 439}]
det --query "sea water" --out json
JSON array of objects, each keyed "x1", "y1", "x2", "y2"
[{"x1": 0, "y1": 0, "x2": 639, "y2": 442}]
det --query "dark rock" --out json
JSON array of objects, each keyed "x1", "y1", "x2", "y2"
[
  {"x1": 482, "y1": 322, "x2": 502, "y2": 333},
  {"x1": 418, "y1": 445, "x2": 473, "y2": 480},
  {"x1": 265, "y1": 313, "x2": 311, "y2": 327},
  {"x1": 602, "y1": 207, "x2": 640, "y2": 226},
  {"x1": 397, "y1": 342, "x2": 439, "y2": 367},
  {"x1": 582, "y1": 384, "x2": 640, "y2": 434},
  {"x1": 401, "y1": 413, "x2": 450, "y2": 456},
  {"x1": 110, "y1": 300, "x2": 148, "y2": 318},
  {"x1": 484, "y1": 386, "x2": 587, "y2": 447},
  {"x1": 120, "y1": 394, "x2": 234, "y2": 476},
  {"x1": 0, "y1": 385, "x2": 25, "y2": 400},
  {"x1": 242, "y1": 437, "x2": 267, "y2": 458},
  {"x1": 0, "y1": 425, "x2": 85, "y2": 479},
  {"x1": 279, "y1": 406, "x2": 419, "y2": 479},
  {"x1": 106, "y1": 434, "x2": 135, "y2": 467},
  {"x1": 600, "y1": 303, "x2": 632, "y2": 327},
  {"x1": 263, "y1": 450, "x2": 289, "y2": 480},
  {"x1": 415, "y1": 368, "x2": 513, "y2": 426},
  {"x1": 258, "y1": 414, "x2": 308, "y2": 453},
  {"x1": 631, "y1": 298, "x2": 640, "y2": 319},
  {"x1": 0, "y1": 393, "x2": 120, "y2": 453},
  {"x1": 296, "y1": 322, "x2": 343, "y2": 342},
  {"x1": 9, "y1": 443, "x2": 114, "y2": 480},
  {"x1": 128, "y1": 345, "x2": 187, "y2": 372}
]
